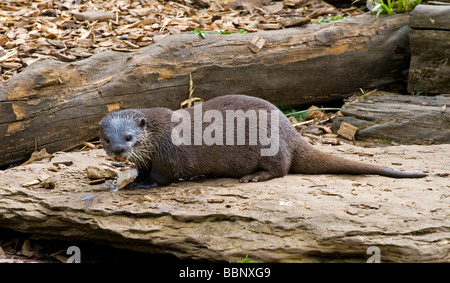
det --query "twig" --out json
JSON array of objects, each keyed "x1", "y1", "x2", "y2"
[
  {"x1": 123, "y1": 40, "x2": 140, "y2": 49},
  {"x1": 180, "y1": 73, "x2": 204, "y2": 109},
  {"x1": 291, "y1": 116, "x2": 330, "y2": 127},
  {"x1": 0, "y1": 49, "x2": 18, "y2": 62},
  {"x1": 359, "y1": 88, "x2": 377, "y2": 96},
  {"x1": 117, "y1": 20, "x2": 142, "y2": 33},
  {"x1": 291, "y1": 119, "x2": 314, "y2": 127},
  {"x1": 285, "y1": 107, "x2": 341, "y2": 117},
  {"x1": 83, "y1": 141, "x2": 97, "y2": 149}
]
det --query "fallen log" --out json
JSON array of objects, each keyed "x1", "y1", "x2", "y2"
[
  {"x1": 0, "y1": 144, "x2": 448, "y2": 262},
  {"x1": 0, "y1": 14, "x2": 411, "y2": 167},
  {"x1": 332, "y1": 91, "x2": 450, "y2": 145}
]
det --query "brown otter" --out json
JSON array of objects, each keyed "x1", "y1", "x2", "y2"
[{"x1": 99, "y1": 95, "x2": 426, "y2": 188}]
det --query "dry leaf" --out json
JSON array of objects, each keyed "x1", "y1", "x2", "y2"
[{"x1": 304, "y1": 106, "x2": 325, "y2": 120}]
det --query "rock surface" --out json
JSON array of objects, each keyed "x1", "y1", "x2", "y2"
[{"x1": 0, "y1": 144, "x2": 449, "y2": 262}]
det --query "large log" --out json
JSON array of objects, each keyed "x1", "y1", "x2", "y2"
[
  {"x1": 0, "y1": 144, "x2": 448, "y2": 262},
  {"x1": 332, "y1": 91, "x2": 450, "y2": 145},
  {"x1": 408, "y1": 5, "x2": 450, "y2": 93},
  {"x1": 0, "y1": 14, "x2": 412, "y2": 167}
]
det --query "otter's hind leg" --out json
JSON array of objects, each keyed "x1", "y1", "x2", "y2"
[{"x1": 239, "y1": 151, "x2": 291, "y2": 183}]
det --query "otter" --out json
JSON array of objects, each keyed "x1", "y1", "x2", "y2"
[{"x1": 99, "y1": 95, "x2": 426, "y2": 188}]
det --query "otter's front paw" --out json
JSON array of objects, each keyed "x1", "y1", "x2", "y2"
[{"x1": 124, "y1": 180, "x2": 159, "y2": 189}]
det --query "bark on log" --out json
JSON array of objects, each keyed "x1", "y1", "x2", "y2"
[
  {"x1": 408, "y1": 5, "x2": 450, "y2": 94},
  {"x1": 0, "y1": 145, "x2": 448, "y2": 262},
  {"x1": 0, "y1": 14, "x2": 412, "y2": 167},
  {"x1": 332, "y1": 91, "x2": 450, "y2": 145},
  {"x1": 409, "y1": 4, "x2": 450, "y2": 30}
]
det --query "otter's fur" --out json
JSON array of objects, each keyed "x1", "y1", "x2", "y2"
[{"x1": 99, "y1": 95, "x2": 426, "y2": 187}]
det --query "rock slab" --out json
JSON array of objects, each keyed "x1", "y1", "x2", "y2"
[{"x1": 0, "y1": 144, "x2": 449, "y2": 262}]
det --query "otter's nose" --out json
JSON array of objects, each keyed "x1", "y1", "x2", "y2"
[{"x1": 112, "y1": 146, "x2": 125, "y2": 155}]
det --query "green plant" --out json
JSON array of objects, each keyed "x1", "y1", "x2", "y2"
[
  {"x1": 368, "y1": 0, "x2": 422, "y2": 16},
  {"x1": 314, "y1": 16, "x2": 346, "y2": 24},
  {"x1": 214, "y1": 30, "x2": 232, "y2": 34},
  {"x1": 193, "y1": 29, "x2": 248, "y2": 38},
  {"x1": 193, "y1": 29, "x2": 206, "y2": 39},
  {"x1": 371, "y1": 0, "x2": 396, "y2": 16},
  {"x1": 278, "y1": 103, "x2": 309, "y2": 121},
  {"x1": 237, "y1": 255, "x2": 261, "y2": 263},
  {"x1": 279, "y1": 104, "x2": 341, "y2": 121},
  {"x1": 282, "y1": 108, "x2": 309, "y2": 121}
]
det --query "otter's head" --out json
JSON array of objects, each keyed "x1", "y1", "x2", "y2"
[{"x1": 99, "y1": 110, "x2": 149, "y2": 164}]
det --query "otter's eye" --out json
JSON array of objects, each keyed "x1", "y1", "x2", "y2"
[
  {"x1": 104, "y1": 138, "x2": 110, "y2": 144},
  {"x1": 125, "y1": 135, "x2": 132, "y2": 142}
]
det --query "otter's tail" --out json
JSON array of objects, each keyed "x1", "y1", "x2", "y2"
[{"x1": 290, "y1": 144, "x2": 427, "y2": 178}]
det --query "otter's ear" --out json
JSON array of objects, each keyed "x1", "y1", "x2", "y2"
[{"x1": 139, "y1": 118, "x2": 146, "y2": 128}]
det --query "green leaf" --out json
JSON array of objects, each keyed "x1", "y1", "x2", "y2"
[
  {"x1": 237, "y1": 255, "x2": 261, "y2": 263},
  {"x1": 193, "y1": 29, "x2": 206, "y2": 39},
  {"x1": 215, "y1": 30, "x2": 232, "y2": 34}
]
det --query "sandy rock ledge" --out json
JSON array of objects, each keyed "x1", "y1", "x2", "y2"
[{"x1": 0, "y1": 144, "x2": 449, "y2": 262}]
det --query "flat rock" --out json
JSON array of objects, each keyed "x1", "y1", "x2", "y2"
[{"x1": 0, "y1": 144, "x2": 449, "y2": 262}]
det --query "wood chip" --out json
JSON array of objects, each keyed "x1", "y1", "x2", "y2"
[
  {"x1": 304, "y1": 106, "x2": 325, "y2": 120},
  {"x1": 337, "y1": 122, "x2": 359, "y2": 141},
  {"x1": 0, "y1": 0, "x2": 363, "y2": 81},
  {"x1": 73, "y1": 11, "x2": 115, "y2": 22},
  {"x1": 258, "y1": 23, "x2": 283, "y2": 30},
  {"x1": 83, "y1": 141, "x2": 97, "y2": 149},
  {"x1": 0, "y1": 34, "x2": 8, "y2": 46},
  {"x1": 0, "y1": 46, "x2": 6, "y2": 57},
  {"x1": 248, "y1": 35, "x2": 265, "y2": 53},
  {"x1": 280, "y1": 17, "x2": 311, "y2": 27}
]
